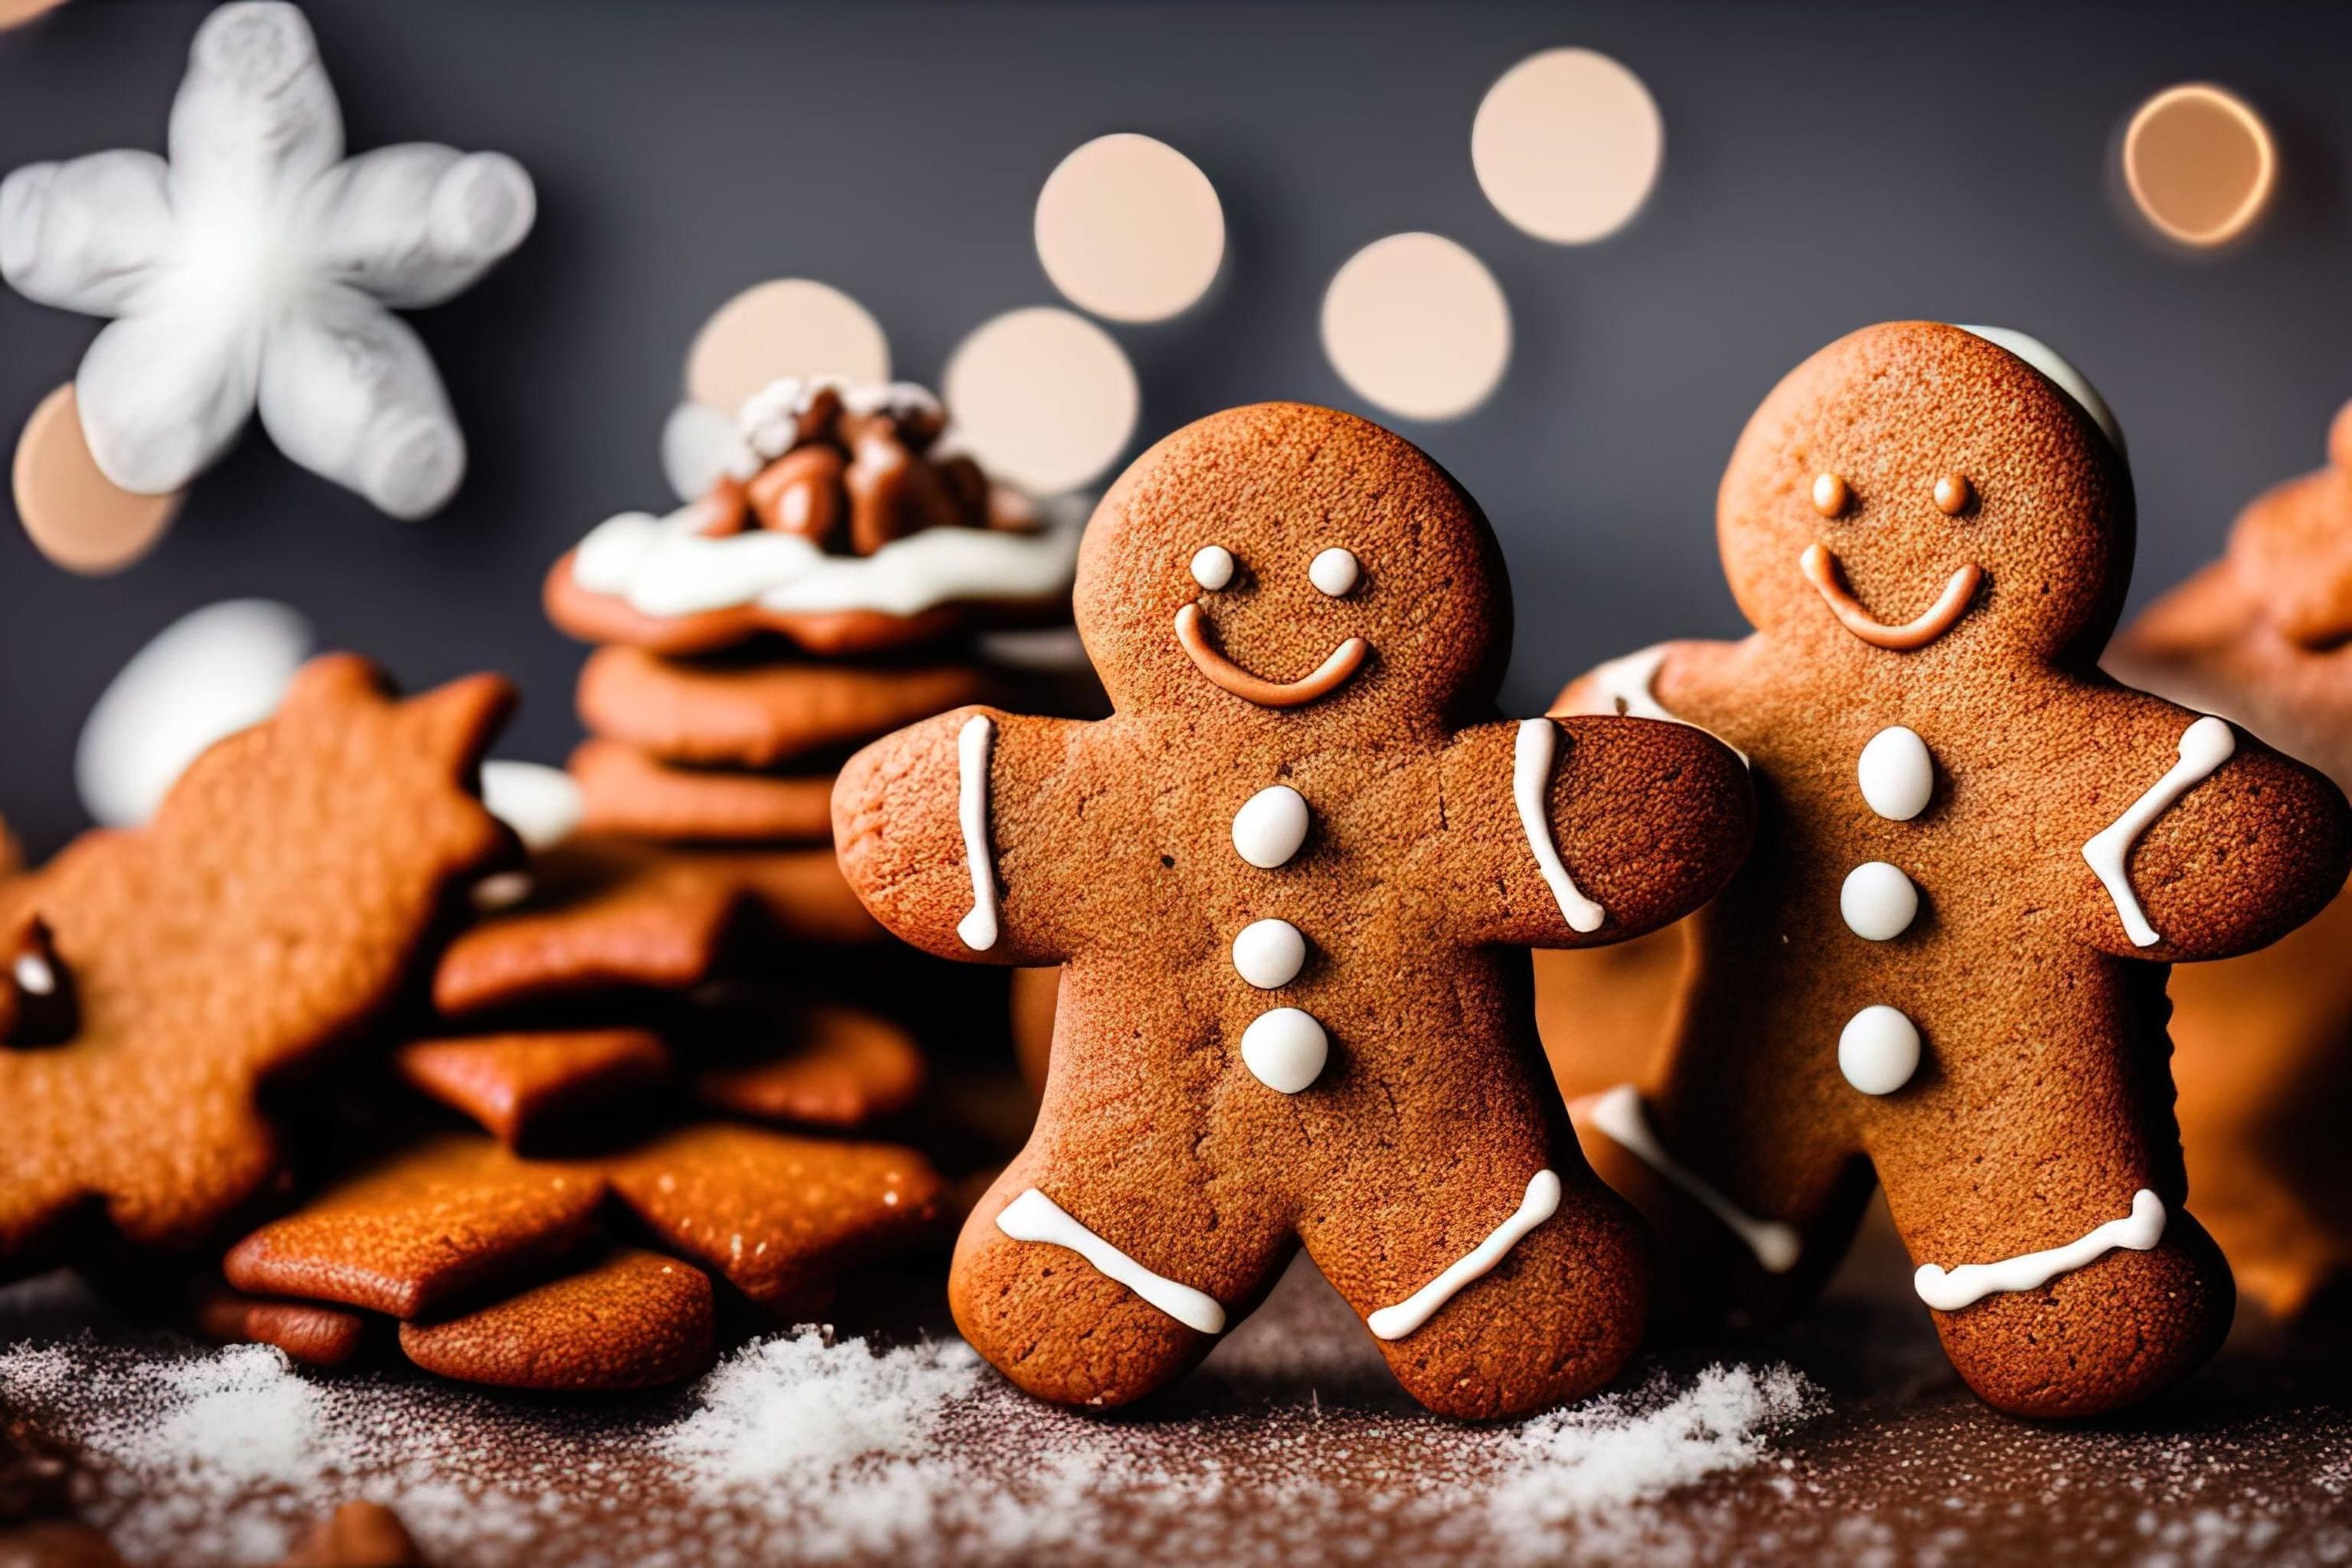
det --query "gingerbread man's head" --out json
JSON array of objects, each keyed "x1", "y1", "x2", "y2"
[
  {"x1": 1074, "y1": 402, "x2": 1510, "y2": 730},
  {"x1": 1718, "y1": 322, "x2": 2134, "y2": 666}
]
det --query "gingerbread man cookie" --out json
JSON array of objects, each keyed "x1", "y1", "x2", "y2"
[
  {"x1": 2108, "y1": 396, "x2": 2352, "y2": 1318},
  {"x1": 1558, "y1": 323, "x2": 2352, "y2": 1416},
  {"x1": 834, "y1": 402, "x2": 1752, "y2": 1418}
]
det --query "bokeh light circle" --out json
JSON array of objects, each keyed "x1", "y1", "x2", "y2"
[
  {"x1": 1473, "y1": 47, "x2": 1663, "y2": 245},
  {"x1": 2122, "y1": 83, "x2": 2275, "y2": 247},
  {"x1": 1321, "y1": 233, "x2": 1511, "y2": 421},
  {"x1": 684, "y1": 280, "x2": 890, "y2": 414},
  {"x1": 942, "y1": 306, "x2": 1138, "y2": 494},
  {"x1": 1036, "y1": 133, "x2": 1225, "y2": 322},
  {"x1": 13, "y1": 383, "x2": 182, "y2": 574}
]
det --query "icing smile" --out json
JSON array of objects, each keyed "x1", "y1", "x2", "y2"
[
  {"x1": 1174, "y1": 602, "x2": 1369, "y2": 708},
  {"x1": 1801, "y1": 544, "x2": 1982, "y2": 650}
]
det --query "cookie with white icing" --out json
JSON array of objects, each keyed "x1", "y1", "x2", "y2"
[
  {"x1": 546, "y1": 378, "x2": 1078, "y2": 658},
  {"x1": 2108, "y1": 396, "x2": 2352, "y2": 1320},
  {"x1": 1555, "y1": 322, "x2": 2352, "y2": 1417},
  {"x1": 833, "y1": 402, "x2": 1754, "y2": 1418}
]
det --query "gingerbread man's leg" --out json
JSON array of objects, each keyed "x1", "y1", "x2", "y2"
[
  {"x1": 953, "y1": 1168, "x2": 1293, "y2": 1409},
  {"x1": 1870, "y1": 1081, "x2": 2233, "y2": 1418},
  {"x1": 1298, "y1": 1143, "x2": 1648, "y2": 1419}
]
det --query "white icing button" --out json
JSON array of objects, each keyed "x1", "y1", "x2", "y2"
[
  {"x1": 1231, "y1": 784, "x2": 1310, "y2": 870},
  {"x1": 1190, "y1": 544, "x2": 1235, "y2": 590},
  {"x1": 1838, "y1": 1005, "x2": 1922, "y2": 1096},
  {"x1": 1240, "y1": 1006, "x2": 1328, "y2": 1094},
  {"x1": 1308, "y1": 546, "x2": 1359, "y2": 597},
  {"x1": 1858, "y1": 726, "x2": 1934, "y2": 822},
  {"x1": 1839, "y1": 862, "x2": 1918, "y2": 941},
  {"x1": 1232, "y1": 918, "x2": 1307, "y2": 989}
]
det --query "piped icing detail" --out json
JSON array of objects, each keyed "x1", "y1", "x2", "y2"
[
  {"x1": 955, "y1": 715, "x2": 999, "y2": 950},
  {"x1": 1913, "y1": 1190, "x2": 2166, "y2": 1311},
  {"x1": 2083, "y1": 717, "x2": 2236, "y2": 948},
  {"x1": 1858, "y1": 726, "x2": 1934, "y2": 822},
  {"x1": 1173, "y1": 603, "x2": 1368, "y2": 707},
  {"x1": 995, "y1": 1187, "x2": 1226, "y2": 1334},
  {"x1": 1512, "y1": 719, "x2": 1606, "y2": 934},
  {"x1": 1238, "y1": 1006, "x2": 1326, "y2": 1094},
  {"x1": 1366, "y1": 1169, "x2": 1562, "y2": 1341},
  {"x1": 1801, "y1": 544, "x2": 1982, "y2": 650},
  {"x1": 569, "y1": 496, "x2": 1082, "y2": 621},
  {"x1": 1584, "y1": 1085, "x2": 1800, "y2": 1273},
  {"x1": 1231, "y1": 785, "x2": 1310, "y2": 870}
]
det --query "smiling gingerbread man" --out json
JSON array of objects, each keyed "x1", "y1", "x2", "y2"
[
  {"x1": 834, "y1": 402, "x2": 1753, "y2": 1417},
  {"x1": 1558, "y1": 322, "x2": 2352, "y2": 1417}
]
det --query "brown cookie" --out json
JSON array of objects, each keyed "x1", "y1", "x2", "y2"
[
  {"x1": 576, "y1": 645, "x2": 994, "y2": 769},
  {"x1": 193, "y1": 1282, "x2": 370, "y2": 1366},
  {"x1": 277, "y1": 1502, "x2": 427, "y2": 1568},
  {"x1": 834, "y1": 402, "x2": 1754, "y2": 1419},
  {"x1": 397, "y1": 1248, "x2": 714, "y2": 1391},
  {"x1": 223, "y1": 1137, "x2": 606, "y2": 1318},
  {"x1": 690, "y1": 1001, "x2": 925, "y2": 1129},
  {"x1": 2107, "y1": 397, "x2": 2352, "y2": 1319},
  {"x1": 432, "y1": 838, "x2": 876, "y2": 1017},
  {"x1": 0, "y1": 655, "x2": 514, "y2": 1270},
  {"x1": 396, "y1": 1030, "x2": 672, "y2": 1146},
  {"x1": 547, "y1": 380, "x2": 1070, "y2": 659},
  {"x1": 570, "y1": 738, "x2": 834, "y2": 843},
  {"x1": 600, "y1": 1123, "x2": 944, "y2": 1309},
  {"x1": 220, "y1": 1125, "x2": 945, "y2": 1387},
  {"x1": 1556, "y1": 323, "x2": 2352, "y2": 1417},
  {"x1": 543, "y1": 567, "x2": 967, "y2": 658}
]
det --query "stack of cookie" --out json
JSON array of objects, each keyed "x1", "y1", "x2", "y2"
[
  {"x1": 545, "y1": 375, "x2": 1082, "y2": 855},
  {"x1": 191, "y1": 759, "x2": 951, "y2": 1392}
]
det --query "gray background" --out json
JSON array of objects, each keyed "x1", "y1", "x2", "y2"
[{"x1": 3, "y1": 0, "x2": 2348, "y2": 857}]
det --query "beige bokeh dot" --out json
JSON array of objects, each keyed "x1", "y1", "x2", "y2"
[
  {"x1": 684, "y1": 279, "x2": 891, "y2": 414},
  {"x1": 1035, "y1": 133, "x2": 1226, "y2": 322},
  {"x1": 942, "y1": 307, "x2": 1138, "y2": 495},
  {"x1": 0, "y1": 0, "x2": 68, "y2": 28},
  {"x1": 2122, "y1": 83, "x2": 2276, "y2": 247},
  {"x1": 1474, "y1": 47, "x2": 1663, "y2": 245},
  {"x1": 1321, "y1": 233, "x2": 1511, "y2": 422},
  {"x1": 13, "y1": 383, "x2": 182, "y2": 574}
]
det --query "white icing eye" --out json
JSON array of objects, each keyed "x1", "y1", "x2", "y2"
[
  {"x1": 1190, "y1": 545, "x2": 1235, "y2": 590},
  {"x1": 1309, "y1": 547, "x2": 1360, "y2": 597}
]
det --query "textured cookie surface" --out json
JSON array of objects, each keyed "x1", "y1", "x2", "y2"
[
  {"x1": 1555, "y1": 323, "x2": 2352, "y2": 1416},
  {"x1": 835, "y1": 402, "x2": 1754, "y2": 1418},
  {"x1": 2108, "y1": 398, "x2": 2352, "y2": 1319},
  {"x1": 0, "y1": 656, "x2": 513, "y2": 1267},
  {"x1": 578, "y1": 645, "x2": 992, "y2": 769},
  {"x1": 433, "y1": 838, "x2": 875, "y2": 1016},
  {"x1": 218, "y1": 1125, "x2": 946, "y2": 1387},
  {"x1": 570, "y1": 738, "x2": 835, "y2": 842},
  {"x1": 397, "y1": 1248, "x2": 715, "y2": 1391}
]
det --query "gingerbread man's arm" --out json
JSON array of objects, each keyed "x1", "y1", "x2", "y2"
[
  {"x1": 832, "y1": 706, "x2": 1106, "y2": 966},
  {"x1": 2058, "y1": 693, "x2": 2352, "y2": 962},
  {"x1": 1434, "y1": 714, "x2": 1754, "y2": 949}
]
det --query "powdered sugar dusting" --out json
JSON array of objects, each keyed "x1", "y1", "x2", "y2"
[
  {"x1": 12, "y1": 1243, "x2": 2352, "y2": 1566},
  {"x1": 0, "y1": 1279, "x2": 1819, "y2": 1566}
]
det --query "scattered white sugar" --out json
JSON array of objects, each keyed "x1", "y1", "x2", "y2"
[
  {"x1": 1485, "y1": 1363, "x2": 1818, "y2": 1527},
  {"x1": 148, "y1": 1346, "x2": 337, "y2": 1484},
  {"x1": 657, "y1": 1333, "x2": 982, "y2": 1483},
  {"x1": 0, "y1": 1305, "x2": 1818, "y2": 1567}
]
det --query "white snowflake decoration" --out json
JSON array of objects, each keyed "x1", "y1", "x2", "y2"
[{"x1": 0, "y1": 1, "x2": 535, "y2": 518}]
